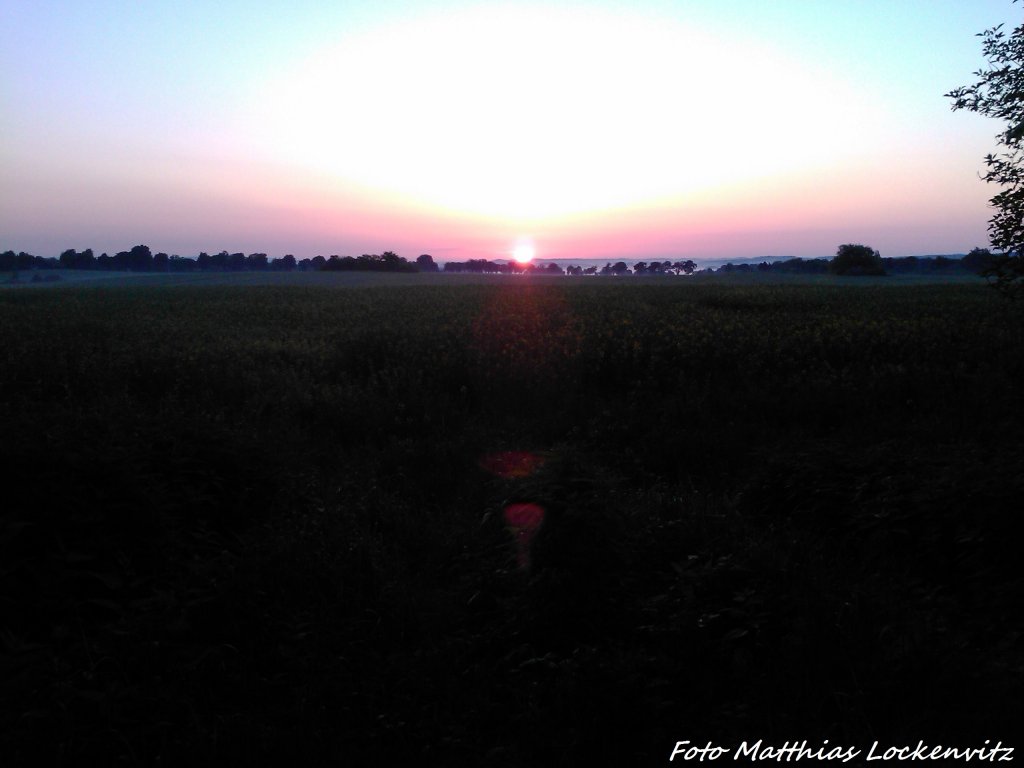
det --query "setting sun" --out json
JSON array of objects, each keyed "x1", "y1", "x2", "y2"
[{"x1": 512, "y1": 242, "x2": 535, "y2": 264}]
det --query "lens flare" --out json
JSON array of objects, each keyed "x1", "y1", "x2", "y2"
[
  {"x1": 503, "y1": 502, "x2": 545, "y2": 570},
  {"x1": 479, "y1": 451, "x2": 544, "y2": 479}
]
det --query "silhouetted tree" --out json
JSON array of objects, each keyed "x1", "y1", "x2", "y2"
[
  {"x1": 444, "y1": 259, "x2": 507, "y2": 273},
  {"x1": 154, "y1": 252, "x2": 169, "y2": 271},
  {"x1": 247, "y1": 253, "x2": 269, "y2": 270},
  {"x1": 128, "y1": 244, "x2": 153, "y2": 271},
  {"x1": 948, "y1": 6, "x2": 1024, "y2": 294},
  {"x1": 830, "y1": 243, "x2": 885, "y2": 276},
  {"x1": 963, "y1": 246, "x2": 998, "y2": 274},
  {"x1": 416, "y1": 254, "x2": 439, "y2": 272},
  {"x1": 769, "y1": 257, "x2": 828, "y2": 274}
]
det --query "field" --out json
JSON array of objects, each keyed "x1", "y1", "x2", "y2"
[{"x1": 2, "y1": 275, "x2": 1022, "y2": 765}]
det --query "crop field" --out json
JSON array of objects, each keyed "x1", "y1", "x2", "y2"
[{"x1": 2, "y1": 278, "x2": 1022, "y2": 765}]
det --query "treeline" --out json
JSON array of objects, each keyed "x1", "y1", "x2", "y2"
[
  {"x1": 441, "y1": 253, "x2": 995, "y2": 276},
  {"x1": 443, "y1": 259, "x2": 566, "y2": 274},
  {"x1": 1, "y1": 245, "x2": 998, "y2": 277},
  {"x1": 0, "y1": 246, "x2": 438, "y2": 274},
  {"x1": 442, "y1": 259, "x2": 699, "y2": 275},
  {"x1": 713, "y1": 248, "x2": 996, "y2": 277}
]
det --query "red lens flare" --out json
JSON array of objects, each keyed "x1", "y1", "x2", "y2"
[
  {"x1": 479, "y1": 451, "x2": 544, "y2": 479},
  {"x1": 503, "y1": 502, "x2": 545, "y2": 570}
]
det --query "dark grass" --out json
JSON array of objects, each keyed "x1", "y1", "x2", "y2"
[{"x1": 1, "y1": 280, "x2": 1022, "y2": 765}]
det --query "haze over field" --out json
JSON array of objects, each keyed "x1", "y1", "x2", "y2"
[{"x1": 1, "y1": 0, "x2": 1017, "y2": 262}]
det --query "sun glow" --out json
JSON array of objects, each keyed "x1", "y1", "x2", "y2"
[
  {"x1": 250, "y1": 5, "x2": 881, "y2": 225},
  {"x1": 513, "y1": 242, "x2": 535, "y2": 264}
]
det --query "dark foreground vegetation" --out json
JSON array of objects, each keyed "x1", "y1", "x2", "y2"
[{"x1": 2, "y1": 280, "x2": 1022, "y2": 765}]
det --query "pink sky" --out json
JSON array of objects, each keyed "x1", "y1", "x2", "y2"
[{"x1": 1, "y1": 1, "x2": 1010, "y2": 261}]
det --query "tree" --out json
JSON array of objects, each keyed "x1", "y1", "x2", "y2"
[
  {"x1": 169, "y1": 255, "x2": 196, "y2": 272},
  {"x1": 947, "y1": 6, "x2": 1024, "y2": 294},
  {"x1": 830, "y1": 243, "x2": 885, "y2": 276},
  {"x1": 963, "y1": 246, "x2": 998, "y2": 274},
  {"x1": 128, "y1": 244, "x2": 153, "y2": 271},
  {"x1": 271, "y1": 255, "x2": 296, "y2": 271},
  {"x1": 416, "y1": 253, "x2": 439, "y2": 272}
]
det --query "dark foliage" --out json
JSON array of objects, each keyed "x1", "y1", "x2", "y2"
[
  {"x1": 947, "y1": 3, "x2": 1024, "y2": 295},
  {"x1": 829, "y1": 243, "x2": 886, "y2": 276},
  {"x1": 3, "y1": 247, "x2": 430, "y2": 275},
  {"x1": 962, "y1": 247, "x2": 998, "y2": 275},
  {"x1": 321, "y1": 251, "x2": 418, "y2": 272},
  {"x1": 416, "y1": 253, "x2": 439, "y2": 272}
]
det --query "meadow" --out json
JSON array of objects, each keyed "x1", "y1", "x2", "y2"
[{"x1": 1, "y1": 274, "x2": 1022, "y2": 765}]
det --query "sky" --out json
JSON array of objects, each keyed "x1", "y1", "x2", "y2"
[{"x1": 1, "y1": 0, "x2": 1020, "y2": 262}]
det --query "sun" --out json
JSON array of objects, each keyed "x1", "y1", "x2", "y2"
[{"x1": 513, "y1": 243, "x2": 535, "y2": 264}]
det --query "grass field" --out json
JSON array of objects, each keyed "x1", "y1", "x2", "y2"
[
  {"x1": 1, "y1": 276, "x2": 1021, "y2": 765},
  {"x1": 1, "y1": 267, "x2": 990, "y2": 289}
]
